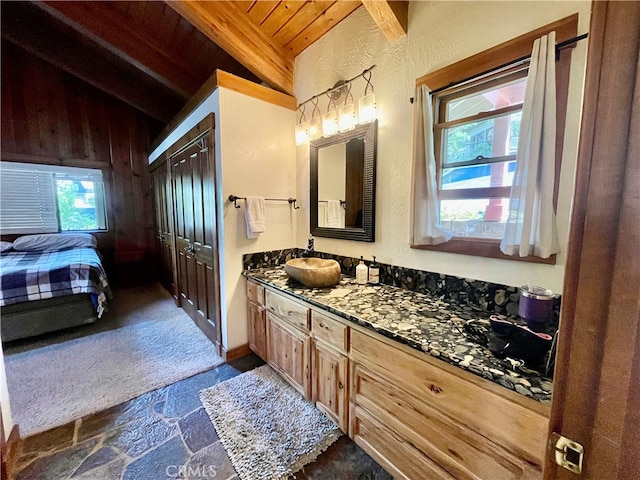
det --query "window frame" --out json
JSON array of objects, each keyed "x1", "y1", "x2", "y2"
[
  {"x1": 433, "y1": 67, "x2": 526, "y2": 231},
  {"x1": 0, "y1": 162, "x2": 109, "y2": 234},
  {"x1": 411, "y1": 14, "x2": 579, "y2": 264}
]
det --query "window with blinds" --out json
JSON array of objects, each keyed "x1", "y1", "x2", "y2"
[{"x1": 0, "y1": 162, "x2": 107, "y2": 234}]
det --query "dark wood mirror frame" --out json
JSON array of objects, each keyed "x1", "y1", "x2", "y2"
[{"x1": 310, "y1": 120, "x2": 377, "y2": 242}]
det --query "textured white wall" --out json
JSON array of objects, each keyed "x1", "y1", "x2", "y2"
[
  {"x1": 218, "y1": 88, "x2": 297, "y2": 348},
  {"x1": 295, "y1": 1, "x2": 591, "y2": 293}
]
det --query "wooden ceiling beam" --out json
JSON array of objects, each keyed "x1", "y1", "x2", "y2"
[
  {"x1": 166, "y1": 1, "x2": 294, "y2": 95},
  {"x1": 1, "y1": 2, "x2": 182, "y2": 123},
  {"x1": 36, "y1": 1, "x2": 203, "y2": 99},
  {"x1": 362, "y1": 0, "x2": 408, "y2": 42}
]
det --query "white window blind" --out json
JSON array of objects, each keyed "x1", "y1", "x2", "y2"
[
  {"x1": 0, "y1": 167, "x2": 59, "y2": 233},
  {"x1": 1, "y1": 162, "x2": 107, "y2": 233}
]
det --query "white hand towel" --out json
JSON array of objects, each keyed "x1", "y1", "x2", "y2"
[
  {"x1": 326, "y1": 200, "x2": 343, "y2": 228},
  {"x1": 245, "y1": 196, "x2": 266, "y2": 239}
]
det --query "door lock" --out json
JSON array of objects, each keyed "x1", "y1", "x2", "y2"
[{"x1": 550, "y1": 432, "x2": 584, "y2": 474}]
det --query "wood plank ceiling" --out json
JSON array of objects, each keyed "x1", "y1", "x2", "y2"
[
  {"x1": 167, "y1": 1, "x2": 407, "y2": 96},
  {"x1": 1, "y1": 1, "x2": 408, "y2": 126}
]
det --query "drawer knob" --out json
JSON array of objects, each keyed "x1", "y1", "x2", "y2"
[{"x1": 429, "y1": 384, "x2": 443, "y2": 394}]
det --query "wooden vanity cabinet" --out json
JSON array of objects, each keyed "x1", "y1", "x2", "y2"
[
  {"x1": 266, "y1": 311, "x2": 311, "y2": 399},
  {"x1": 247, "y1": 282, "x2": 348, "y2": 428},
  {"x1": 349, "y1": 329, "x2": 547, "y2": 480},
  {"x1": 246, "y1": 281, "x2": 549, "y2": 479},
  {"x1": 259, "y1": 288, "x2": 312, "y2": 400},
  {"x1": 311, "y1": 310, "x2": 349, "y2": 431},
  {"x1": 246, "y1": 280, "x2": 267, "y2": 360}
]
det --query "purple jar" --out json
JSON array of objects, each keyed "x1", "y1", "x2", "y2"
[{"x1": 518, "y1": 285, "x2": 554, "y2": 332}]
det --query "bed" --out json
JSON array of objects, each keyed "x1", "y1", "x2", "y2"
[{"x1": 0, "y1": 234, "x2": 112, "y2": 342}]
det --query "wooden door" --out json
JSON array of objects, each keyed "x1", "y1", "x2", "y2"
[
  {"x1": 313, "y1": 341, "x2": 348, "y2": 431},
  {"x1": 149, "y1": 162, "x2": 175, "y2": 296},
  {"x1": 169, "y1": 123, "x2": 221, "y2": 350},
  {"x1": 266, "y1": 312, "x2": 311, "y2": 399},
  {"x1": 544, "y1": 2, "x2": 640, "y2": 478},
  {"x1": 247, "y1": 300, "x2": 267, "y2": 360}
]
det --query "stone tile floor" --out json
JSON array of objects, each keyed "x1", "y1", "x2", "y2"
[{"x1": 11, "y1": 355, "x2": 392, "y2": 480}]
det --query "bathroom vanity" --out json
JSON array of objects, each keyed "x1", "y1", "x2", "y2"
[{"x1": 245, "y1": 268, "x2": 551, "y2": 479}]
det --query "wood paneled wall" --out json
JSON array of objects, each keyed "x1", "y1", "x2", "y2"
[{"x1": 1, "y1": 42, "x2": 162, "y2": 283}]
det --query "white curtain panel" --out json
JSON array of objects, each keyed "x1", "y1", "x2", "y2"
[
  {"x1": 501, "y1": 32, "x2": 560, "y2": 258},
  {"x1": 410, "y1": 85, "x2": 452, "y2": 245}
]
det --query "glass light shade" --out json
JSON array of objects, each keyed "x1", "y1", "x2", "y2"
[
  {"x1": 322, "y1": 109, "x2": 339, "y2": 137},
  {"x1": 338, "y1": 103, "x2": 356, "y2": 132},
  {"x1": 308, "y1": 116, "x2": 322, "y2": 141},
  {"x1": 295, "y1": 122, "x2": 309, "y2": 146},
  {"x1": 358, "y1": 93, "x2": 377, "y2": 124}
]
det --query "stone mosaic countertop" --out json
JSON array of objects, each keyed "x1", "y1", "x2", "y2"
[{"x1": 245, "y1": 267, "x2": 553, "y2": 405}]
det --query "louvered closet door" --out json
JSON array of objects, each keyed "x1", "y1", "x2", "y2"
[{"x1": 170, "y1": 131, "x2": 221, "y2": 347}]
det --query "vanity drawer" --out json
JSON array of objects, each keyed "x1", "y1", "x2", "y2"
[
  {"x1": 349, "y1": 329, "x2": 548, "y2": 467},
  {"x1": 247, "y1": 280, "x2": 264, "y2": 306},
  {"x1": 311, "y1": 310, "x2": 349, "y2": 353},
  {"x1": 350, "y1": 403, "x2": 454, "y2": 480},
  {"x1": 265, "y1": 290, "x2": 309, "y2": 331},
  {"x1": 351, "y1": 363, "x2": 540, "y2": 480}
]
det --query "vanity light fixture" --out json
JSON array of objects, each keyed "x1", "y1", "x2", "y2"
[
  {"x1": 358, "y1": 70, "x2": 376, "y2": 124},
  {"x1": 308, "y1": 97, "x2": 322, "y2": 141},
  {"x1": 322, "y1": 92, "x2": 339, "y2": 137},
  {"x1": 295, "y1": 65, "x2": 376, "y2": 144},
  {"x1": 338, "y1": 83, "x2": 356, "y2": 132},
  {"x1": 295, "y1": 104, "x2": 309, "y2": 146}
]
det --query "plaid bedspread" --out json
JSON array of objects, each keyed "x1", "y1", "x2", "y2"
[{"x1": 0, "y1": 248, "x2": 112, "y2": 317}]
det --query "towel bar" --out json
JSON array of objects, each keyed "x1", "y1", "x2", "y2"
[{"x1": 228, "y1": 195, "x2": 300, "y2": 210}]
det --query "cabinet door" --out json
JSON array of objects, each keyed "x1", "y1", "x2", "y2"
[
  {"x1": 267, "y1": 312, "x2": 311, "y2": 399},
  {"x1": 247, "y1": 301, "x2": 267, "y2": 361},
  {"x1": 313, "y1": 341, "x2": 348, "y2": 431},
  {"x1": 350, "y1": 404, "x2": 455, "y2": 480},
  {"x1": 170, "y1": 127, "x2": 221, "y2": 348},
  {"x1": 150, "y1": 163, "x2": 175, "y2": 297},
  {"x1": 350, "y1": 362, "x2": 540, "y2": 480}
]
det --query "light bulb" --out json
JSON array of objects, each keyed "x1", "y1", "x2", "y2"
[
  {"x1": 322, "y1": 109, "x2": 339, "y2": 137},
  {"x1": 308, "y1": 116, "x2": 322, "y2": 141},
  {"x1": 339, "y1": 103, "x2": 356, "y2": 132},
  {"x1": 358, "y1": 93, "x2": 376, "y2": 124},
  {"x1": 295, "y1": 122, "x2": 309, "y2": 146}
]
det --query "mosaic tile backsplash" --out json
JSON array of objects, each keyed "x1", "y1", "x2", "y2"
[{"x1": 242, "y1": 248, "x2": 561, "y2": 323}]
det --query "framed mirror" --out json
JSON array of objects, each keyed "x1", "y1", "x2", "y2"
[{"x1": 310, "y1": 121, "x2": 377, "y2": 242}]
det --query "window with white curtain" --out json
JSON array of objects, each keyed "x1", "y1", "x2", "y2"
[
  {"x1": 433, "y1": 68, "x2": 528, "y2": 240},
  {"x1": 411, "y1": 14, "x2": 578, "y2": 263},
  {"x1": 0, "y1": 162, "x2": 108, "y2": 234}
]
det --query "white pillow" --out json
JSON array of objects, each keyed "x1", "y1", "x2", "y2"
[
  {"x1": 13, "y1": 233, "x2": 97, "y2": 252},
  {"x1": 0, "y1": 241, "x2": 13, "y2": 252}
]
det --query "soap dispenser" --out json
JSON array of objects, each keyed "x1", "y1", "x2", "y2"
[
  {"x1": 356, "y1": 256, "x2": 368, "y2": 285},
  {"x1": 369, "y1": 256, "x2": 379, "y2": 284}
]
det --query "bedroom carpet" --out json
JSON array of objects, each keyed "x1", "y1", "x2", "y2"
[
  {"x1": 4, "y1": 285, "x2": 223, "y2": 437},
  {"x1": 199, "y1": 364, "x2": 342, "y2": 480}
]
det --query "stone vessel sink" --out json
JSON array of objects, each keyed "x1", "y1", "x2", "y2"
[{"x1": 284, "y1": 258, "x2": 341, "y2": 288}]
